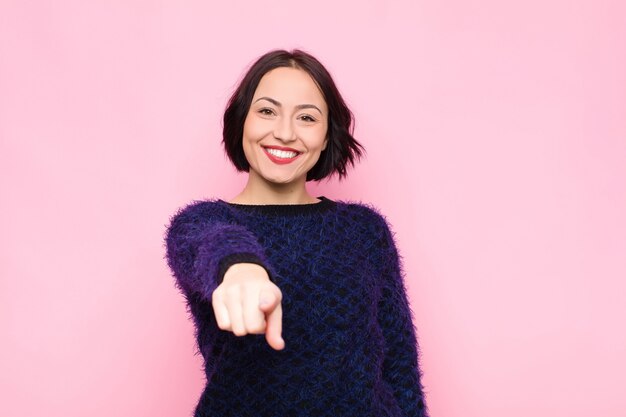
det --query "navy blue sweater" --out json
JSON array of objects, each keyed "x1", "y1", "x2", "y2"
[{"x1": 164, "y1": 196, "x2": 428, "y2": 416}]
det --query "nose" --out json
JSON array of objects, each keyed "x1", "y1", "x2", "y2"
[{"x1": 273, "y1": 116, "x2": 296, "y2": 143}]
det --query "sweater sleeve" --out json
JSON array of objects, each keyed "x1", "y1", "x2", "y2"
[
  {"x1": 376, "y1": 216, "x2": 429, "y2": 417},
  {"x1": 164, "y1": 202, "x2": 273, "y2": 301}
]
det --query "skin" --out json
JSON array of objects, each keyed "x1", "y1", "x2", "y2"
[{"x1": 212, "y1": 67, "x2": 329, "y2": 350}]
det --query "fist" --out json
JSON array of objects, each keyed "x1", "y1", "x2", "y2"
[{"x1": 212, "y1": 262, "x2": 285, "y2": 350}]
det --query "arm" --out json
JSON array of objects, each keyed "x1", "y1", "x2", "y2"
[
  {"x1": 164, "y1": 202, "x2": 272, "y2": 301},
  {"x1": 165, "y1": 202, "x2": 284, "y2": 350},
  {"x1": 376, "y1": 217, "x2": 429, "y2": 417}
]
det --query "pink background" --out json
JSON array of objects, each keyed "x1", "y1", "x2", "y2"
[{"x1": 2, "y1": 1, "x2": 625, "y2": 416}]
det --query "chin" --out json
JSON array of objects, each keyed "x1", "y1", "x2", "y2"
[
  {"x1": 258, "y1": 170, "x2": 302, "y2": 185},
  {"x1": 265, "y1": 176, "x2": 297, "y2": 185}
]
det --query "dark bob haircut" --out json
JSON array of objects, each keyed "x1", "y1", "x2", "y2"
[{"x1": 222, "y1": 49, "x2": 364, "y2": 181}]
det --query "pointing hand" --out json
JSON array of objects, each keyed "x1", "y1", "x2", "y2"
[{"x1": 212, "y1": 263, "x2": 285, "y2": 350}]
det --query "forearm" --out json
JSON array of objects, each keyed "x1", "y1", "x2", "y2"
[
  {"x1": 164, "y1": 204, "x2": 272, "y2": 301},
  {"x1": 379, "y1": 288, "x2": 428, "y2": 416}
]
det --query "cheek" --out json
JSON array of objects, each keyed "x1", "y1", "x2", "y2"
[
  {"x1": 243, "y1": 115, "x2": 270, "y2": 142},
  {"x1": 321, "y1": 126, "x2": 329, "y2": 150},
  {"x1": 242, "y1": 116, "x2": 254, "y2": 142},
  {"x1": 312, "y1": 127, "x2": 329, "y2": 151},
  {"x1": 299, "y1": 124, "x2": 327, "y2": 148},
  {"x1": 241, "y1": 118, "x2": 256, "y2": 159}
]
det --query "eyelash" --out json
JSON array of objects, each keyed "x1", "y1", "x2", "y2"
[{"x1": 257, "y1": 108, "x2": 317, "y2": 122}]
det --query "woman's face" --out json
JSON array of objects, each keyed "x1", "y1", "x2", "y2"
[{"x1": 242, "y1": 67, "x2": 328, "y2": 186}]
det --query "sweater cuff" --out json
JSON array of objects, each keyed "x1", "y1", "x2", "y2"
[{"x1": 217, "y1": 253, "x2": 274, "y2": 284}]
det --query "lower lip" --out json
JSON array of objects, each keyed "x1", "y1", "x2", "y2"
[{"x1": 263, "y1": 148, "x2": 301, "y2": 165}]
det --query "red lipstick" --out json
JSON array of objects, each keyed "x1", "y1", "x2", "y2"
[{"x1": 262, "y1": 146, "x2": 302, "y2": 165}]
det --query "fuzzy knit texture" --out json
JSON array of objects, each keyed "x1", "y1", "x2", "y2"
[{"x1": 164, "y1": 196, "x2": 428, "y2": 417}]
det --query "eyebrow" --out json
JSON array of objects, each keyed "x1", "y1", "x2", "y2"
[{"x1": 253, "y1": 97, "x2": 323, "y2": 115}]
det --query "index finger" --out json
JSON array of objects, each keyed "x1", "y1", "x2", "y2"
[{"x1": 265, "y1": 299, "x2": 284, "y2": 350}]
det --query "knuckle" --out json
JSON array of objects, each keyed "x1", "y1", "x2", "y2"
[
  {"x1": 233, "y1": 328, "x2": 247, "y2": 337},
  {"x1": 247, "y1": 322, "x2": 265, "y2": 334},
  {"x1": 224, "y1": 285, "x2": 240, "y2": 298}
]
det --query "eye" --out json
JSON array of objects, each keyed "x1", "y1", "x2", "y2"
[
  {"x1": 299, "y1": 114, "x2": 317, "y2": 122},
  {"x1": 258, "y1": 108, "x2": 275, "y2": 116}
]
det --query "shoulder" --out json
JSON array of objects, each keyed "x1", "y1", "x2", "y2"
[
  {"x1": 165, "y1": 199, "x2": 231, "y2": 236},
  {"x1": 333, "y1": 199, "x2": 393, "y2": 237},
  {"x1": 334, "y1": 199, "x2": 389, "y2": 223},
  {"x1": 169, "y1": 198, "x2": 230, "y2": 221}
]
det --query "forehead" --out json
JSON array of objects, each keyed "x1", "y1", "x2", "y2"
[{"x1": 253, "y1": 67, "x2": 326, "y2": 108}]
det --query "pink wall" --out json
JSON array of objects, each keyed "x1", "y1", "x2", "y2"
[{"x1": 2, "y1": 1, "x2": 625, "y2": 416}]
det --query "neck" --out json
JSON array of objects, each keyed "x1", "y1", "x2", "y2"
[{"x1": 229, "y1": 171, "x2": 318, "y2": 205}]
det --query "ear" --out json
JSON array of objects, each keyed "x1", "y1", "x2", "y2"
[{"x1": 322, "y1": 136, "x2": 328, "y2": 151}]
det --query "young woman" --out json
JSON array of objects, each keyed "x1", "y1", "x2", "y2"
[{"x1": 165, "y1": 49, "x2": 428, "y2": 416}]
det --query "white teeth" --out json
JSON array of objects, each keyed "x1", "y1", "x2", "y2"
[{"x1": 265, "y1": 148, "x2": 299, "y2": 159}]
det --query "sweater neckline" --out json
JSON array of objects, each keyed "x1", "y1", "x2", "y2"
[{"x1": 218, "y1": 196, "x2": 336, "y2": 215}]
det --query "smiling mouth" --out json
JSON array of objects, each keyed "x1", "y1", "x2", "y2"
[
  {"x1": 265, "y1": 147, "x2": 299, "y2": 158},
  {"x1": 262, "y1": 146, "x2": 302, "y2": 164}
]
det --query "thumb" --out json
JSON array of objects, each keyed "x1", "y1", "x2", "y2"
[{"x1": 258, "y1": 288, "x2": 278, "y2": 311}]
